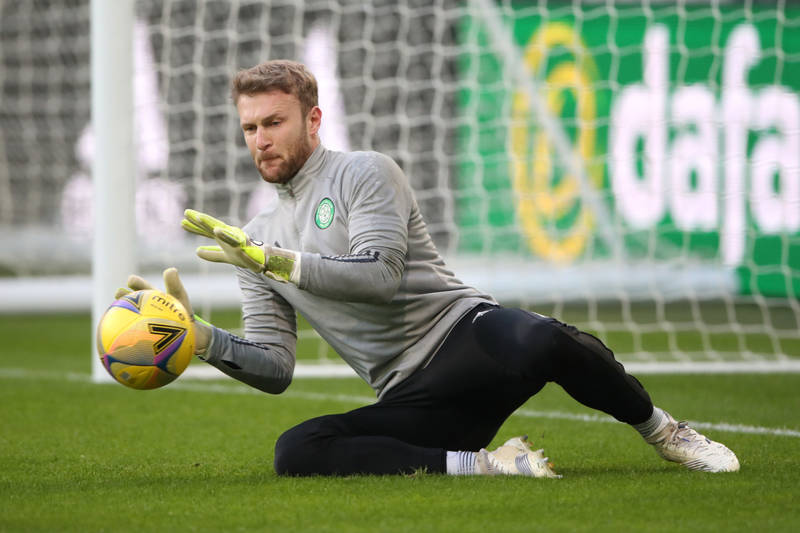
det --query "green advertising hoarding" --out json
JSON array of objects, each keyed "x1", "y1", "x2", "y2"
[{"x1": 458, "y1": 2, "x2": 800, "y2": 297}]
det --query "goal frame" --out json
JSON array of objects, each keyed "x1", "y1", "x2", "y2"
[{"x1": 72, "y1": 0, "x2": 800, "y2": 381}]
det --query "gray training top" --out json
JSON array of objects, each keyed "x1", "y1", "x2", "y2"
[{"x1": 201, "y1": 144, "x2": 495, "y2": 398}]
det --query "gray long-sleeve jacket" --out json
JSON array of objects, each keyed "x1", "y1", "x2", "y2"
[{"x1": 201, "y1": 144, "x2": 495, "y2": 398}]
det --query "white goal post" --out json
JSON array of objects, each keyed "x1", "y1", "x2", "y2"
[
  {"x1": 90, "y1": 0, "x2": 137, "y2": 383},
  {"x1": 1, "y1": 0, "x2": 799, "y2": 379}
]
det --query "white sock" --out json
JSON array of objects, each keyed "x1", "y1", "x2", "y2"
[
  {"x1": 633, "y1": 406, "x2": 670, "y2": 441},
  {"x1": 446, "y1": 450, "x2": 477, "y2": 475}
]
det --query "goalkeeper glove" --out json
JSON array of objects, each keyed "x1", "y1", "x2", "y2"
[
  {"x1": 181, "y1": 209, "x2": 301, "y2": 284},
  {"x1": 114, "y1": 267, "x2": 212, "y2": 356}
]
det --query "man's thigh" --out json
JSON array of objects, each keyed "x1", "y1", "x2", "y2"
[{"x1": 345, "y1": 305, "x2": 545, "y2": 450}]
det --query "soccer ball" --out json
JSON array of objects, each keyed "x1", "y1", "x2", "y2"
[{"x1": 96, "y1": 289, "x2": 195, "y2": 390}]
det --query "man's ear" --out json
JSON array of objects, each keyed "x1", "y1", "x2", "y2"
[{"x1": 307, "y1": 106, "x2": 322, "y2": 136}]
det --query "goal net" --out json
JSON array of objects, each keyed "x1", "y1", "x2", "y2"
[{"x1": 1, "y1": 0, "x2": 799, "y2": 376}]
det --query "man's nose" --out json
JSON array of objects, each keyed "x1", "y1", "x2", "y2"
[{"x1": 256, "y1": 127, "x2": 271, "y2": 150}]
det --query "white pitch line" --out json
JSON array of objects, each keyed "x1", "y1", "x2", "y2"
[
  {"x1": 686, "y1": 421, "x2": 800, "y2": 438},
  {"x1": 512, "y1": 408, "x2": 800, "y2": 438},
  {"x1": 3, "y1": 367, "x2": 799, "y2": 438},
  {"x1": 168, "y1": 380, "x2": 378, "y2": 405}
]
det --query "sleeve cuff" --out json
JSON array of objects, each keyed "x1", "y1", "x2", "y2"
[{"x1": 196, "y1": 325, "x2": 220, "y2": 362}]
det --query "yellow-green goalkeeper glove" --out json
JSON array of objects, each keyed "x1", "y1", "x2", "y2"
[
  {"x1": 114, "y1": 267, "x2": 213, "y2": 356},
  {"x1": 181, "y1": 209, "x2": 301, "y2": 284}
]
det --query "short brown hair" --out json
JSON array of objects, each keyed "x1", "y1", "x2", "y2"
[{"x1": 231, "y1": 60, "x2": 318, "y2": 114}]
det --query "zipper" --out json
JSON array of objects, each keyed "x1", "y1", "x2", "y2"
[{"x1": 285, "y1": 186, "x2": 304, "y2": 246}]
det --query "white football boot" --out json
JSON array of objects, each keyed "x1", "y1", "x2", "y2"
[
  {"x1": 475, "y1": 435, "x2": 561, "y2": 478},
  {"x1": 646, "y1": 412, "x2": 740, "y2": 472}
]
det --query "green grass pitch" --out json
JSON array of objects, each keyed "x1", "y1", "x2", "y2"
[{"x1": 1, "y1": 311, "x2": 799, "y2": 532}]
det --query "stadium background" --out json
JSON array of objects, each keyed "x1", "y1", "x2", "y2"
[{"x1": 1, "y1": 0, "x2": 800, "y2": 368}]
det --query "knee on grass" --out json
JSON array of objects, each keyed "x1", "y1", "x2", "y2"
[{"x1": 273, "y1": 416, "x2": 338, "y2": 476}]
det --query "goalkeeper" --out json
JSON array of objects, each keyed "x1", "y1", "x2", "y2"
[{"x1": 120, "y1": 59, "x2": 739, "y2": 476}]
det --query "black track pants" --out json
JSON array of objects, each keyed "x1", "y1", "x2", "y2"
[{"x1": 273, "y1": 304, "x2": 653, "y2": 476}]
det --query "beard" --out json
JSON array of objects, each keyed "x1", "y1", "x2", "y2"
[{"x1": 256, "y1": 126, "x2": 314, "y2": 184}]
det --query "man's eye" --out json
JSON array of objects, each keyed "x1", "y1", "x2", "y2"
[{"x1": 271, "y1": 121, "x2": 281, "y2": 126}]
